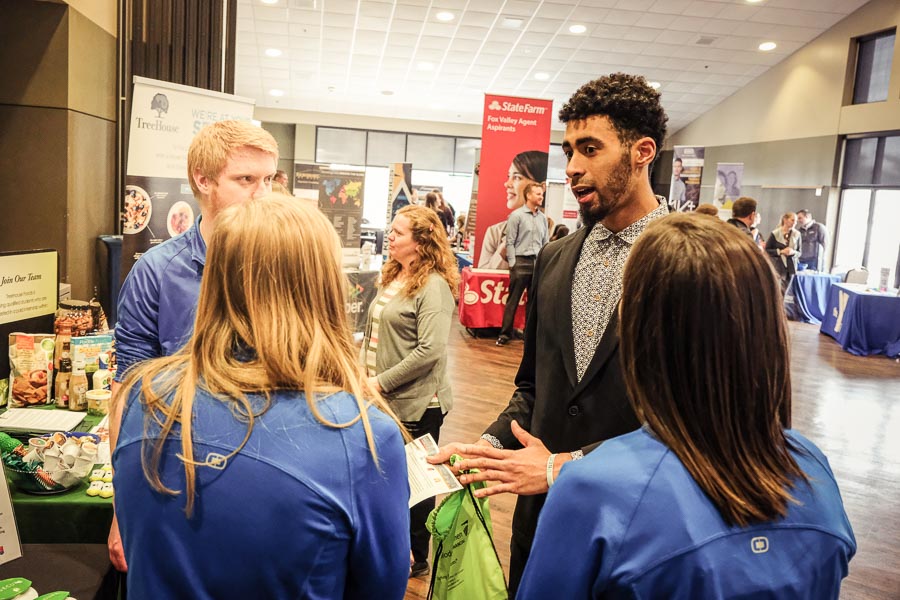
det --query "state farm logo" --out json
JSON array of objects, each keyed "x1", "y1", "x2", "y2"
[
  {"x1": 486, "y1": 99, "x2": 547, "y2": 115},
  {"x1": 463, "y1": 280, "x2": 526, "y2": 306}
]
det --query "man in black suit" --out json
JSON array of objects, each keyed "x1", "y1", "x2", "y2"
[{"x1": 430, "y1": 73, "x2": 670, "y2": 594}]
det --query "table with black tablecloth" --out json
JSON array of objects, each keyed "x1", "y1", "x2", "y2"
[
  {"x1": 820, "y1": 283, "x2": 900, "y2": 357},
  {"x1": 785, "y1": 272, "x2": 843, "y2": 325}
]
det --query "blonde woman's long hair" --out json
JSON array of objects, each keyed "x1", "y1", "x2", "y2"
[
  {"x1": 381, "y1": 205, "x2": 460, "y2": 299},
  {"x1": 120, "y1": 195, "x2": 404, "y2": 517}
]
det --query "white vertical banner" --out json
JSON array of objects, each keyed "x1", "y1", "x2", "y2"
[{"x1": 121, "y1": 77, "x2": 256, "y2": 278}]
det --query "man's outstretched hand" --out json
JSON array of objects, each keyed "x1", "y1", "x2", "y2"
[{"x1": 427, "y1": 421, "x2": 570, "y2": 498}]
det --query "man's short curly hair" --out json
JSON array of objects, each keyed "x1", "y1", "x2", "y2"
[{"x1": 559, "y1": 73, "x2": 668, "y2": 159}]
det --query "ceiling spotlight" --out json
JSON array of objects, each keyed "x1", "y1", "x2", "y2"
[
  {"x1": 758, "y1": 41, "x2": 777, "y2": 51},
  {"x1": 269, "y1": 89, "x2": 284, "y2": 97},
  {"x1": 261, "y1": 0, "x2": 278, "y2": 4},
  {"x1": 649, "y1": 81, "x2": 661, "y2": 89},
  {"x1": 534, "y1": 72, "x2": 550, "y2": 81},
  {"x1": 416, "y1": 61, "x2": 435, "y2": 71},
  {"x1": 435, "y1": 11, "x2": 455, "y2": 22},
  {"x1": 381, "y1": 90, "x2": 395, "y2": 96},
  {"x1": 568, "y1": 24, "x2": 587, "y2": 34},
  {"x1": 264, "y1": 48, "x2": 282, "y2": 57},
  {"x1": 501, "y1": 17, "x2": 524, "y2": 29}
]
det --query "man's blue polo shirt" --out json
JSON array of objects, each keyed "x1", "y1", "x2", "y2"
[{"x1": 114, "y1": 217, "x2": 206, "y2": 382}]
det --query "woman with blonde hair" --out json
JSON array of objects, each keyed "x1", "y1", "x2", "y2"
[
  {"x1": 113, "y1": 195, "x2": 411, "y2": 599},
  {"x1": 766, "y1": 211, "x2": 802, "y2": 289},
  {"x1": 363, "y1": 204, "x2": 460, "y2": 578},
  {"x1": 519, "y1": 214, "x2": 855, "y2": 598}
]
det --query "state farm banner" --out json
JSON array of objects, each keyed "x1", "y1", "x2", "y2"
[
  {"x1": 474, "y1": 95, "x2": 552, "y2": 268},
  {"x1": 714, "y1": 162, "x2": 744, "y2": 209},
  {"x1": 122, "y1": 76, "x2": 255, "y2": 278},
  {"x1": 669, "y1": 146, "x2": 705, "y2": 212},
  {"x1": 458, "y1": 268, "x2": 525, "y2": 330}
]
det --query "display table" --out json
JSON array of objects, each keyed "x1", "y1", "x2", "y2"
[
  {"x1": 820, "y1": 283, "x2": 900, "y2": 357},
  {"x1": 785, "y1": 271, "x2": 842, "y2": 325},
  {"x1": 455, "y1": 252, "x2": 473, "y2": 271},
  {"x1": 458, "y1": 267, "x2": 526, "y2": 330}
]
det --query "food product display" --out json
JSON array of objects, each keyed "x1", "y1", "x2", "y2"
[
  {"x1": 0, "y1": 431, "x2": 100, "y2": 494},
  {"x1": 8, "y1": 334, "x2": 55, "y2": 407},
  {"x1": 0, "y1": 577, "x2": 74, "y2": 600}
]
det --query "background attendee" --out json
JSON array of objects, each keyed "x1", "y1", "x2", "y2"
[
  {"x1": 518, "y1": 214, "x2": 856, "y2": 599},
  {"x1": 767, "y1": 212, "x2": 802, "y2": 290},
  {"x1": 478, "y1": 150, "x2": 548, "y2": 270},
  {"x1": 430, "y1": 72, "x2": 669, "y2": 595},
  {"x1": 274, "y1": 169, "x2": 288, "y2": 187},
  {"x1": 425, "y1": 192, "x2": 453, "y2": 234},
  {"x1": 114, "y1": 196, "x2": 411, "y2": 599},
  {"x1": 110, "y1": 120, "x2": 278, "y2": 570},
  {"x1": 497, "y1": 183, "x2": 549, "y2": 347},
  {"x1": 695, "y1": 203, "x2": 718, "y2": 216},
  {"x1": 797, "y1": 209, "x2": 828, "y2": 270},
  {"x1": 434, "y1": 188, "x2": 456, "y2": 236},
  {"x1": 550, "y1": 224, "x2": 569, "y2": 241},
  {"x1": 363, "y1": 205, "x2": 459, "y2": 579},
  {"x1": 727, "y1": 196, "x2": 757, "y2": 237}
]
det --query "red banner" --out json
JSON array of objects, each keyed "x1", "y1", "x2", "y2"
[
  {"x1": 458, "y1": 268, "x2": 526, "y2": 329},
  {"x1": 473, "y1": 94, "x2": 553, "y2": 268}
]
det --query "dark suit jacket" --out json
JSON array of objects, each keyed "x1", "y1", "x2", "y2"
[{"x1": 483, "y1": 224, "x2": 641, "y2": 547}]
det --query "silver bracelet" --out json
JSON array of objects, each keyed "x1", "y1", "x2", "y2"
[
  {"x1": 570, "y1": 450, "x2": 584, "y2": 461},
  {"x1": 546, "y1": 453, "x2": 558, "y2": 489}
]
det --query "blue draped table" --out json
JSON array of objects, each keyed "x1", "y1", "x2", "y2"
[
  {"x1": 820, "y1": 283, "x2": 900, "y2": 358},
  {"x1": 455, "y1": 252, "x2": 473, "y2": 271},
  {"x1": 785, "y1": 272, "x2": 842, "y2": 325}
]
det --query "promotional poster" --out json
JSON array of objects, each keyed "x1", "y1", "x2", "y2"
[
  {"x1": 714, "y1": 162, "x2": 744, "y2": 208},
  {"x1": 294, "y1": 162, "x2": 326, "y2": 207},
  {"x1": 318, "y1": 169, "x2": 365, "y2": 249},
  {"x1": 669, "y1": 146, "x2": 705, "y2": 212},
  {"x1": 122, "y1": 76, "x2": 255, "y2": 279},
  {"x1": 385, "y1": 163, "x2": 413, "y2": 228},
  {"x1": 473, "y1": 95, "x2": 552, "y2": 268}
]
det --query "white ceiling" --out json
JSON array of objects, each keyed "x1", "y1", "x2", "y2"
[{"x1": 235, "y1": 0, "x2": 870, "y2": 134}]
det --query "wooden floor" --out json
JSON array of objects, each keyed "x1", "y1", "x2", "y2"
[{"x1": 405, "y1": 320, "x2": 900, "y2": 599}]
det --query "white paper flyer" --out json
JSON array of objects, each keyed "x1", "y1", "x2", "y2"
[{"x1": 406, "y1": 434, "x2": 462, "y2": 508}]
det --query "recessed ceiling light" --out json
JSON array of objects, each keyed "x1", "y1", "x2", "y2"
[
  {"x1": 501, "y1": 16, "x2": 524, "y2": 29},
  {"x1": 758, "y1": 41, "x2": 777, "y2": 51},
  {"x1": 416, "y1": 61, "x2": 435, "y2": 71},
  {"x1": 649, "y1": 81, "x2": 661, "y2": 89},
  {"x1": 534, "y1": 72, "x2": 550, "y2": 81},
  {"x1": 264, "y1": 48, "x2": 282, "y2": 57},
  {"x1": 269, "y1": 89, "x2": 284, "y2": 97},
  {"x1": 261, "y1": 0, "x2": 278, "y2": 4},
  {"x1": 381, "y1": 90, "x2": 394, "y2": 96},
  {"x1": 430, "y1": 103, "x2": 444, "y2": 110},
  {"x1": 568, "y1": 24, "x2": 587, "y2": 34},
  {"x1": 746, "y1": 0, "x2": 763, "y2": 3},
  {"x1": 435, "y1": 11, "x2": 454, "y2": 22}
]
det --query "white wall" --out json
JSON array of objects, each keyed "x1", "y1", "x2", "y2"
[{"x1": 670, "y1": 0, "x2": 900, "y2": 147}]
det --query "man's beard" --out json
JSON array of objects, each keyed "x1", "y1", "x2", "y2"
[{"x1": 579, "y1": 152, "x2": 632, "y2": 227}]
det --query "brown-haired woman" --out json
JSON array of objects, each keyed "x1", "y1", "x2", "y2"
[
  {"x1": 113, "y1": 195, "x2": 411, "y2": 599},
  {"x1": 362, "y1": 204, "x2": 460, "y2": 578},
  {"x1": 519, "y1": 213, "x2": 855, "y2": 599},
  {"x1": 766, "y1": 211, "x2": 802, "y2": 289}
]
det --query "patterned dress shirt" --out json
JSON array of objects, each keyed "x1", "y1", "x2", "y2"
[{"x1": 571, "y1": 197, "x2": 668, "y2": 380}]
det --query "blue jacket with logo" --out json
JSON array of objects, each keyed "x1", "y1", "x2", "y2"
[{"x1": 518, "y1": 428, "x2": 855, "y2": 599}]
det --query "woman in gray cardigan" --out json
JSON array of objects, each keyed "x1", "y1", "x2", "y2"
[{"x1": 362, "y1": 205, "x2": 460, "y2": 578}]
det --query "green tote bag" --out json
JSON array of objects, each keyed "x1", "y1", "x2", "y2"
[{"x1": 425, "y1": 457, "x2": 508, "y2": 600}]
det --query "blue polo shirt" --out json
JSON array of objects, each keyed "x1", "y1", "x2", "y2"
[
  {"x1": 114, "y1": 218, "x2": 206, "y2": 381},
  {"x1": 518, "y1": 428, "x2": 856, "y2": 599}
]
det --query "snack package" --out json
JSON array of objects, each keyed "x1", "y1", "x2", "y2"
[
  {"x1": 70, "y1": 335, "x2": 114, "y2": 390},
  {"x1": 8, "y1": 333, "x2": 55, "y2": 407}
]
